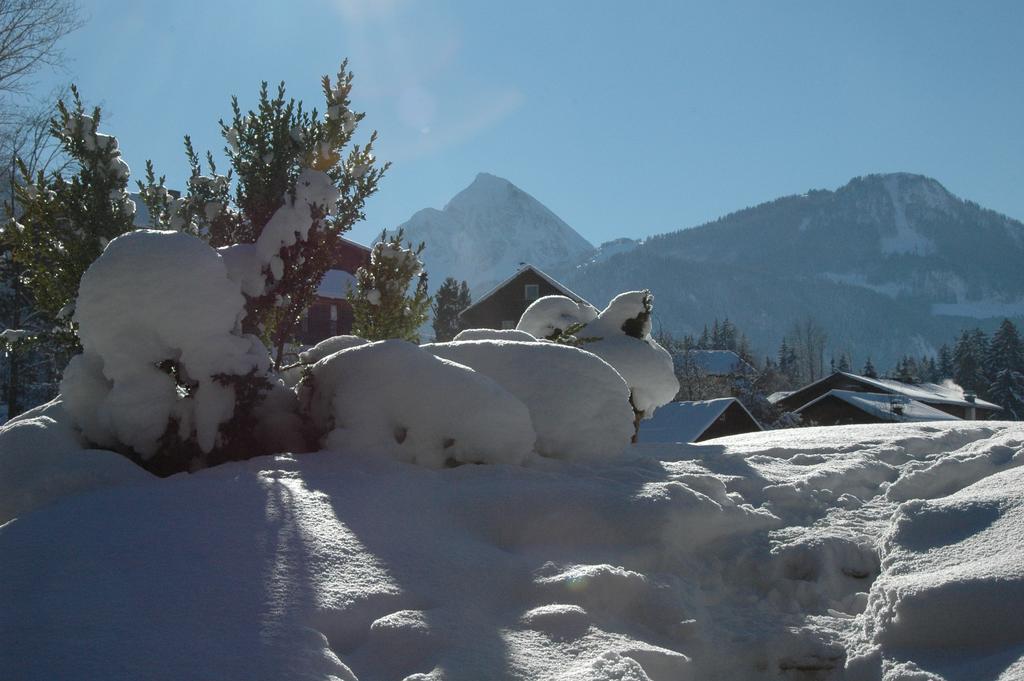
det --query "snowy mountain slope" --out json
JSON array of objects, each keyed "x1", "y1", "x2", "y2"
[
  {"x1": 396, "y1": 173, "x2": 595, "y2": 294},
  {"x1": 3, "y1": 401, "x2": 1024, "y2": 680},
  {"x1": 566, "y1": 173, "x2": 1024, "y2": 366}
]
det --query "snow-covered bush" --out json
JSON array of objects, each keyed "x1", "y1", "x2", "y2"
[
  {"x1": 519, "y1": 290, "x2": 678, "y2": 440},
  {"x1": 299, "y1": 339, "x2": 535, "y2": 468},
  {"x1": 60, "y1": 229, "x2": 278, "y2": 474},
  {"x1": 453, "y1": 328, "x2": 538, "y2": 342},
  {"x1": 516, "y1": 295, "x2": 598, "y2": 340},
  {"x1": 426, "y1": 339, "x2": 635, "y2": 461},
  {"x1": 578, "y1": 291, "x2": 679, "y2": 426}
]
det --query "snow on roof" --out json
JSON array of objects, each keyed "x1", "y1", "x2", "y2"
[
  {"x1": 783, "y1": 371, "x2": 1001, "y2": 411},
  {"x1": 689, "y1": 350, "x2": 755, "y2": 376},
  {"x1": 798, "y1": 389, "x2": 961, "y2": 423},
  {"x1": 338, "y1": 236, "x2": 371, "y2": 253},
  {"x1": 768, "y1": 391, "x2": 793, "y2": 404},
  {"x1": 637, "y1": 398, "x2": 760, "y2": 444},
  {"x1": 462, "y1": 264, "x2": 590, "y2": 315},
  {"x1": 316, "y1": 269, "x2": 357, "y2": 300},
  {"x1": 838, "y1": 372, "x2": 1001, "y2": 410}
]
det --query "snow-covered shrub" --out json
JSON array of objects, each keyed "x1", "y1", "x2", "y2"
[
  {"x1": 516, "y1": 295, "x2": 598, "y2": 340},
  {"x1": 515, "y1": 291, "x2": 677, "y2": 440},
  {"x1": 60, "y1": 229, "x2": 277, "y2": 474},
  {"x1": 426, "y1": 339, "x2": 635, "y2": 461},
  {"x1": 453, "y1": 328, "x2": 538, "y2": 342},
  {"x1": 299, "y1": 339, "x2": 535, "y2": 468}
]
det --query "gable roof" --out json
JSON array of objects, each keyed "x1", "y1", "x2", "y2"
[
  {"x1": 637, "y1": 398, "x2": 762, "y2": 444},
  {"x1": 781, "y1": 371, "x2": 1001, "y2": 411},
  {"x1": 797, "y1": 389, "x2": 961, "y2": 423},
  {"x1": 461, "y1": 264, "x2": 590, "y2": 317}
]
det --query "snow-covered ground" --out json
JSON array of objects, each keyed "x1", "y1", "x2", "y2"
[{"x1": 2, "y1": 404, "x2": 1022, "y2": 681}]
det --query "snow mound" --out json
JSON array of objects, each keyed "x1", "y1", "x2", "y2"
[
  {"x1": 300, "y1": 340, "x2": 535, "y2": 467},
  {"x1": 578, "y1": 292, "x2": 678, "y2": 417},
  {"x1": 453, "y1": 328, "x2": 538, "y2": 342},
  {"x1": 850, "y1": 462, "x2": 1024, "y2": 679},
  {"x1": 426, "y1": 339, "x2": 634, "y2": 461},
  {"x1": 0, "y1": 399, "x2": 152, "y2": 524},
  {"x1": 62, "y1": 230, "x2": 268, "y2": 456},
  {"x1": 517, "y1": 295, "x2": 599, "y2": 339}
]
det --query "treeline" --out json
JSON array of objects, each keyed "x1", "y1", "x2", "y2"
[{"x1": 886, "y1": 319, "x2": 1023, "y2": 419}]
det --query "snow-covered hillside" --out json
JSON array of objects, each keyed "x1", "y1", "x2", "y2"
[
  {"x1": 396, "y1": 173, "x2": 594, "y2": 294},
  {"x1": 2, "y1": 401, "x2": 1022, "y2": 681}
]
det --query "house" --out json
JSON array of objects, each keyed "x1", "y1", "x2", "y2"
[
  {"x1": 772, "y1": 371, "x2": 1001, "y2": 423},
  {"x1": 459, "y1": 264, "x2": 591, "y2": 331},
  {"x1": 296, "y1": 237, "x2": 371, "y2": 345},
  {"x1": 794, "y1": 390, "x2": 961, "y2": 426},
  {"x1": 637, "y1": 398, "x2": 763, "y2": 444}
]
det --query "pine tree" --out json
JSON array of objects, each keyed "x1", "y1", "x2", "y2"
[
  {"x1": 349, "y1": 228, "x2": 430, "y2": 342},
  {"x1": 988, "y1": 319, "x2": 1024, "y2": 375},
  {"x1": 937, "y1": 344, "x2": 954, "y2": 379},
  {"x1": 954, "y1": 330, "x2": 988, "y2": 395},
  {"x1": 862, "y1": 357, "x2": 878, "y2": 378},
  {"x1": 988, "y1": 369, "x2": 1024, "y2": 420},
  {"x1": 698, "y1": 324, "x2": 710, "y2": 349},
  {"x1": 3, "y1": 87, "x2": 136, "y2": 351},
  {"x1": 431, "y1": 277, "x2": 471, "y2": 342},
  {"x1": 837, "y1": 353, "x2": 852, "y2": 373},
  {"x1": 139, "y1": 61, "x2": 387, "y2": 368}
]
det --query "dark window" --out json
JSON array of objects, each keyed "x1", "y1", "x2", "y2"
[{"x1": 524, "y1": 284, "x2": 539, "y2": 301}]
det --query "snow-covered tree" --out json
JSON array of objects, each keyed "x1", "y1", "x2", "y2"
[
  {"x1": 862, "y1": 357, "x2": 878, "y2": 378},
  {"x1": 349, "y1": 228, "x2": 430, "y2": 342},
  {"x1": 140, "y1": 62, "x2": 387, "y2": 368},
  {"x1": 3, "y1": 86, "x2": 135, "y2": 350},
  {"x1": 431, "y1": 277, "x2": 471, "y2": 342}
]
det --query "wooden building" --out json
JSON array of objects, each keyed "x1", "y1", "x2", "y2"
[
  {"x1": 795, "y1": 389, "x2": 961, "y2": 426},
  {"x1": 295, "y1": 237, "x2": 371, "y2": 345},
  {"x1": 637, "y1": 398, "x2": 763, "y2": 444},
  {"x1": 772, "y1": 371, "x2": 1001, "y2": 421},
  {"x1": 459, "y1": 265, "x2": 591, "y2": 331}
]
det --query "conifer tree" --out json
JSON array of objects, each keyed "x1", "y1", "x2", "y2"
[
  {"x1": 431, "y1": 277, "x2": 471, "y2": 342},
  {"x1": 954, "y1": 330, "x2": 989, "y2": 395},
  {"x1": 988, "y1": 319, "x2": 1024, "y2": 375},
  {"x1": 837, "y1": 353, "x2": 852, "y2": 373},
  {"x1": 3, "y1": 86, "x2": 136, "y2": 352},
  {"x1": 139, "y1": 61, "x2": 387, "y2": 368},
  {"x1": 862, "y1": 357, "x2": 878, "y2": 378},
  {"x1": 937, "y1": 343, "x2": 954, "y2": 379},
  {"x1": 349, "y1": 228, "x2": 430, "y2": 342}
]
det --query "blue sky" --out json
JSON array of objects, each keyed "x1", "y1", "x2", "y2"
[{"x1": 34, "y1": 0, "x2": 1024, "y2": 246}]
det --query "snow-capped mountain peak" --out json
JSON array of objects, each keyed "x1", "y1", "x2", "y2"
[{"x1": 396, "y1": 173, "x2": 595, "y2": 294}]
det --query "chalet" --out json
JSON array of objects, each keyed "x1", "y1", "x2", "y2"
[
  {"x1": 794, "y1": 390, "x2": 961, "y2": 426},
  {"x1": 459, "y1": 264, "x2": 591, "y2": 331},
  {"x1": 637, "y1": 398, "x2": 763, "y2": 444},
  {"x1": 772, "y1": 371, "x2": 1001, "y2": 423},
  {"x1": 296, "y1": 237, "x2": 371, "y2": 345}
]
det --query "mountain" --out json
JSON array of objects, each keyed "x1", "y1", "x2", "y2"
[
  {"x1": 564, "y1": 173, "x2": 1024, "y2": 368},
  {"x1": 395, "y1": 173, "x2": 594, "y2": 294}
]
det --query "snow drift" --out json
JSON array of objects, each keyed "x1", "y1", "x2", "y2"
[{"x1": 3, "y1": 416, "x2": 1023, "y2": 680}]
